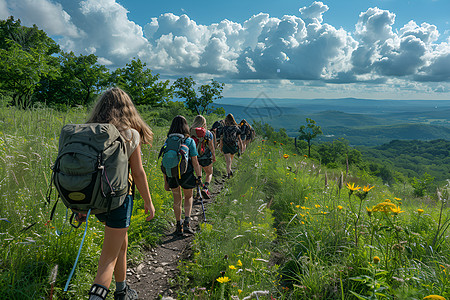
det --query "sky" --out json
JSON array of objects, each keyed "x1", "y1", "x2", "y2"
[{"x1": 1, "y1": 0, "x2": 450, "y2": 100}]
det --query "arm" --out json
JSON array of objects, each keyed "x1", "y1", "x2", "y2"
[
  {"x1": 129, "y1": 144, "x2": 155, "y2": 221},
  {"x1": 191, "y1": 156, "x2": 202, "y2": 179},
  {"x1": 238, "y1": 136, "x2": 243, "y2": 152},
  {"x1": 208, "y1": 138, "x2": 216, "y2": 162}
]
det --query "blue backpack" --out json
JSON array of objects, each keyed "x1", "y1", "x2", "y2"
[{"x1": 159, "y1": 134, "x2": 190, "y2": 178}]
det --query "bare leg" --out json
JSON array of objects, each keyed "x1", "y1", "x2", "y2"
[
  {"x1": 172, "y1": 186, "x2": 183, "y2": 221},
  {"x1": 183, "y1": 188, "x2": 193, "y2": 217},
  {"x1": 224, "y1": 153, "x2": 234, "y2": 174},
  {"x1": 202, "y1": 164, "x2": 213, "y2": 184},
  {"x1": 93, "y1": 226, "x2": 129, "y2": 288},
  {"x1": 113, "y1": 231, "x2": 128, "y2": 282}
]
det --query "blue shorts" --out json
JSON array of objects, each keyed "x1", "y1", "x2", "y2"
[{"x1": 95, "y1": 195, "x2": 133, "y2": 228}]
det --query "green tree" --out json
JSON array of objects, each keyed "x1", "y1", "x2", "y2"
[
  {"x1": 173, "y1": 76, "x2": 224, "y2": 114},
  {"x1": 298, "y1": 118, "x2": 323, "y2": 157},
  {"x1": 112, "y1": 58, "x2": 172, "y2": 106},
  {"x1": 34, "y1": 52, "x2": 111, "y2": 107},
  {"x1": 0, "y1": 17, "x2": 59, "y2": 108}
]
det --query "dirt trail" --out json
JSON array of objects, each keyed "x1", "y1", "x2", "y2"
[{"x1": 127, "y1": 177, "x2": 226, "y2": 299}]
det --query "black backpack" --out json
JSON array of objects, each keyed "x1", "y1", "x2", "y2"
[{"x1": 222, "y1": 125, "x2": 239, "y2": 145}]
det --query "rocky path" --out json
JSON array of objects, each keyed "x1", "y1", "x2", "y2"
[{"x1": 127, "y1": 178, "x2": 226, "y2": 299}]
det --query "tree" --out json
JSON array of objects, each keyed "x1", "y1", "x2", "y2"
[
  {"x1": 298, "y1": 118, "x2": 323, "y2": 157},
  {"x1": 112, "y1": 58, "x2": 172, "y2": 106},
  {"x1": 0, "y1": 17, "x2": 59, "y2": 108},
  {"x1": 173, "y1": 76, "x2": 224, "y2": 114},
  {"x1": 34, "y1": 51, "x2": 111, "y2": 107}
]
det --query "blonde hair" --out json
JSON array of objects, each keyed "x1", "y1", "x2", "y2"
[
  {"x1": 189, "y1": 115, "x2": 207, "y2": 137},
  {"x1": 224, "y1": 113, "x2": 238, "y2": 126},
  {"x1": 86, "y1": 88, "x2": 153, "y2": 145}
]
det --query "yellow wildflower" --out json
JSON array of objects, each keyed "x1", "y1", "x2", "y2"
[
  {"x1": 229, "y1": 265, "x2": 236, "y2": 270},
  {"x1": 366, "y1": 207, "x2": 373, "y2": 216},
  {"x1": 337, "y1": 205, "x2": 343, "y2": 210},
  {"x1": 423, "y1": 296, "x2": 446, "y2": 300},
  {"x1": 417, "y1": 209, "x2": 424, "y2": 214},
  {"x1": 237, "y1": 260, "x2": 242, "y2": 266},
  {"x1": 315, "y1": 204, "x2": 321, "y2": 208},
  {"x1": 373, "y1": 256, "x2": 380, "y2": 264},
  {"x1": 346, "y1": 183, "x2": 361, "y2": 191},
  {"x1": 394, "y1": 197, "x2": 401, "y2": 201},
  {"x1": 290, "y1": 202, "x2": 293, "y2": 205},
  {"x1": 238, "y1": 289, "x2": 243, "y2": 294},
  {"x1": 371, "y1": 201, "x2": 397, "y2": 213},
  {"x1": 216, "y1": 276, "x2": 230, "y2": 283},
  {"x1": 283, "y1": 154, "x2": 289, "y2": 159},
  {"x1": 362, "y1": 185, "x2": 375, "y2": 192},
  {"x1": 392, "y1": 206, "x2": 404, "y2": 215},
  {"x1": 296, "y1": 205, "x2": 300, "y2": 208}
]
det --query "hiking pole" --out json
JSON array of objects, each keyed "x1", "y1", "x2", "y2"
[{"x1": 196, "y1": 183, "x2": 206, "y2": 222}]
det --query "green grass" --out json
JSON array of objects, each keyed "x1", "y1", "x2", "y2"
[{"x1": 1, "y1": 106, "x2": 449, "y2": 299}]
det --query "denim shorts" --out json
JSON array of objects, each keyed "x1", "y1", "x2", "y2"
[{"x1": 95, "y1": 195, "x2": 133, "y2": 229}]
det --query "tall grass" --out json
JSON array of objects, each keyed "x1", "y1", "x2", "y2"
[
  {"x1": 0, "y1": 107, "x2": 176, "y2": 299},
  {"x1": 179, "y1": 139, "x2": 450, "y2": 299}
]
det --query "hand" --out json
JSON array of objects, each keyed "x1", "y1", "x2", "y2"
[
  {"x1": 145, "y1": 201, "x2": 155, "y2": 221},
  {"x1": 196, "y1": 176, "x2": 202, "y2": 186},
  {"x1": 212, "y1": 156, "x2": 216, "y2": 163}
]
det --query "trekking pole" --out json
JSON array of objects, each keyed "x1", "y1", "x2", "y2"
[{"x1": 196, "y1": 184, "x2": 207, "y2": 222}]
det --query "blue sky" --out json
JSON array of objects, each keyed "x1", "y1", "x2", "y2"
[{"x1": 1, "y1": 0, "x2": 450, "y2": 100}]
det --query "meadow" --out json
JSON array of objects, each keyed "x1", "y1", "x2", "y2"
[{"x1": 0, "y1": 105, "x2": 449, "y2": 300}]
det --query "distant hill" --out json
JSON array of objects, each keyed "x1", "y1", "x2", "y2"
[
  {"x1": 322, "y1": 123, "x2": 450, "y2": 146},
  {"x1": 214, "y1": 98, "x2": 450, "y2": 146},
  {"x1": 358, "y1": 139, "x2": 450, "y2": 181}
]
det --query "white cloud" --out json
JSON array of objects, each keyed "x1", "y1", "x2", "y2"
[
  {"x1": 3, "y1": 0, "x2": 450, "y2": 93},
  {"x1": 7, "y1": 0, "x2": 81, "y2": 37},
  {"x1": 0, "y1": 0, "x2": 11, "y2": 20}
]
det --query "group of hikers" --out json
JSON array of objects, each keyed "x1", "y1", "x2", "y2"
[
  {"x1": 57, "y1": 87, "x2": 254, "y2": 300},
  {"x1": 161, "y1": 113, "x2": 255, "y2": 237}
]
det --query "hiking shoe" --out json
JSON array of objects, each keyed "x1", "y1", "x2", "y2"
[
  {"x1": 174, "y1": 222, "x2": 183, "y2": 236},
  {"x1": 114, "y1": 284, "x2": 138, "y2": 300},
  {"x1": 201, "y1": 188, "x2": 211, "y2": 199},
  {"x1": 183, "y1": 222, "x2": 196, "y2": 235}
]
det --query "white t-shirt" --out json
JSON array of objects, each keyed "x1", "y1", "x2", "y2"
[{"x1": 121, "y1": 128, "x2": 140, "y2": 159}]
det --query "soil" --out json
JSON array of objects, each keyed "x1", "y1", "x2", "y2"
[{"x1": 127, "y1": 177, "x2": 226, "y2": 299}]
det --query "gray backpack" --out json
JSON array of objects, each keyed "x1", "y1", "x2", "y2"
[{"x1": 51, "y1": 123, "x2": 130, "y2": 215}]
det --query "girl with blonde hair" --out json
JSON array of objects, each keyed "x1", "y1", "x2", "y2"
[
  {"x1": 85, "y1": 88, "x2": 155, "y2": 300},
  {"x1": 190, "y1": 115, "x2": 216, "y2": 199}
]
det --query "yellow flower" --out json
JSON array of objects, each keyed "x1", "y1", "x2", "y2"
[
  {"x1": 304, "y1": 155, "x2": 308, "y2": 158},
  {"x1": 283, "y1": 154, "x2": 289, "y2": 159},
  {"x1": 237, "y1": 260, "x2": 242, "y2": 266},
  {"x1": 268, "y1": 159, "x2": 272, "y2": 161},
  {"x1": 371, "y1": 201, "x2": 397, "y2": 213},
  {"x1": 391, "y1": 206, "x2": 404, "y2": 215},
  {"x1": 417, "y1": 209, "x2": 424, "y2": 214},
  {"x1": 423, "y1": 296, "x2": 446, "y2": 300},
  {"x1": 366, "y1": 207, "x2": 373, "y2": 216},
  {"x1": 296, "y1": 205, "x2": 300, "y2": 208},
  {"x1": 216, "y1": 276, "x2": 230, "y2": 283},
  {"x1": 394, "y1": 197, "x2": 401, "y2": 201},
  {"x1": 315, "y1": 204, "x2": 321, "y2": 208},
  {"x1": 290, "y1": 202, "x2": 293, "y2": 205},
  {"x1": 346, "y1": 183, "x2": 361, "y2": 191},
  {"x1": 373, "y1": 256, "x2": 380, "y2": 264},
  {"x1": 238, "y1": 289, "x2": 243, "y2": 295},
  {"x1": 337, "y1": 205, "x2": 343, "y2": 210},
  {"x1": 229, "y1": 265, "x2": 236, "y2": 270},
  {"x1": 362, "y1": 185, "x2": 375, "y2": 192}
]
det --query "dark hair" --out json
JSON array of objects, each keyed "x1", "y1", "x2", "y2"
[{"x1": 168, "y1": 115, "x2": 190, "y2": 137}]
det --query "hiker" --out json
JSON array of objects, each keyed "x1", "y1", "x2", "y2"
[
  {"x1": 210, "y1": 119, "x2": 224, "y2": 148},
  {"x1": 239, "y1": 119, "x2": 251, "y2": 153},
  {"x1": 220, "y1": 113, "x2": 243, "y2": 179},
  {"x1": 190, "y1": 115, "x2": 216, "y2": 199},
  {"x1": 86, "y1": 88, "x2": 155, "y2": 300},
  {"x1": 162, "y1": 115, "x2": 202, "y2": 236}
]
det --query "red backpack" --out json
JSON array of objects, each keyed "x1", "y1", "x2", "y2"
[{"x1": 192, "y1": 127, "x2": 208, "y2": 156}]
